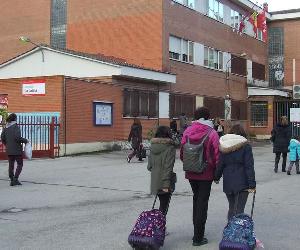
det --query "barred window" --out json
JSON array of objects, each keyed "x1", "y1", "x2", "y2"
[
  {"x1": 123, "y1": 89, "x2": 158, "y2": 118},
  {"x1": 231, "y1": 100, "x2": 247, "y2": 120},
  {"x1": 231, "y1": 56, "x2": 247, "y2": 76},
  {"x1": 252, "y1": 62, "x2": 266, "y2": 81},
  {"x1": 169, "y1": 94, "x2": 195, "y2": 118},
  {"x1": 203, "y1": 97, "x2": 224, "y2": 119},
  {"x1": 250, "y1": 102, "x2": 268, "y2": 126},
  {"x1": 51, "y1": 0, "x2": 67, "y2": 48}
]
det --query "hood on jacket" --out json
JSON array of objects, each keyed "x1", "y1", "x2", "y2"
[
  {"x1": 6, "y1": 121, "x2": 17, "y2": 128},
  {"x1": 150, "y1": 138, "x2": 174, "y2": 155},
  {"x1": 193, "y1": 118, "x2": 214, "y2": 128},
  {"x1": 219, "y1": 134, "x2": 248, "y2": 153},
  {"x1": 290, "y1": 139, "x2": 300, "y2": 144}
]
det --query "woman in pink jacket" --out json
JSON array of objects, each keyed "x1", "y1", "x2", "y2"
[{"x1": 180, "y1": 107, "x2": 220, "y2": 246}]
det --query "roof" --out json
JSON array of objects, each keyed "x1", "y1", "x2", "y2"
[
  {"x1": 270, "y1": 8, "x2": 300, "y2": 21},
  {"x1": 270, "y1": 9, "x2": 300, "y2": 15},
  {"x1": 0, "y1": 45, "x2": 176, "y2": 83}
]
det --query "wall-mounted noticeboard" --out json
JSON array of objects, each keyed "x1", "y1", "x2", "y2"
[{"x1": 93, "y1": 101, "x2": 113, "y2": 126}]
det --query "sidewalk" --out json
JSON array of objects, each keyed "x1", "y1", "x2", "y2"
[{"x1": 0, "y1": 144, "x2": 299, "y2": 250}]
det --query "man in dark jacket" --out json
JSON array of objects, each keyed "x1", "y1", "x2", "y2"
[
  {"x1": 271, "y1": 116, "x2": 291, "y2": 173},
  {"x1": 1, "y1": 113, "x2": 28, "y2": 186}
]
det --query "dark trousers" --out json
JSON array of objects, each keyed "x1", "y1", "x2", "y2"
[
  {"x1": 288, "y1": 160, "x2": 300, "y2": 172},
  {"x1": 275, "y1": 152, "x2": 287, "y2": 171},
  {"x1": 189, "y1": 180, "x2": 212, "y2": 242},
  {"x1": 8, "y1": 155, "x2": 23, "y2": 179},
  {"x1": 158, "y1": 192, "x2": 172, "y2": 216},
  {"x1": 226, "y1": 192, "x2": 249, "y2": 221},
  {"x1": 128, "y1": 145, "x2": 142, "y2": 160}
]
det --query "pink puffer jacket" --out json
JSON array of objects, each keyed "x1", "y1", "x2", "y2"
[{"x1": 180, "y1": 120, "x2": 220, "y2": 181}]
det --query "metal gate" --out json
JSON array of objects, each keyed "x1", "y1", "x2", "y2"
[
  {"x1": 274, "y1": 100, "x2": 300, "y2": 136},
  {"x1": 0, "y1": 116, "x2": 60, "y2": 160}
]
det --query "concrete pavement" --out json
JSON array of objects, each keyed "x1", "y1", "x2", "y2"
[{"x1": 0, "y1": 144, "x2": 299, "y2": 250}]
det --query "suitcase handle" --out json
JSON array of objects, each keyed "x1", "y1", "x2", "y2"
[
  {"x1": 234, "y1": 190, "x2": 256, "y2": 218},
  {"x1": 152, "y1": 192, "x2": 172, "y2": 216}
]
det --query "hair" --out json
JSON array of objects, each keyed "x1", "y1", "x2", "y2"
[
  {"x1": 194, "y1": 107, "x2": 210, "y2": 120},
  {"x1": 133, "y1": 118, "x2": 141, "y2": 126},
  {"x1": 280, "y1": 116, "x2": 288, "y2": 126},
  {"x1": 6, "y1": 113, "x2": 17, "y2": 123},
  {"x1": 229, "y1": 124, "x2": 247, "y2": 138},
  {"x1": 214, "y1": 117, "x2": 221, "y2": 124},
  {"x1": 154, "y1": 126, "x2": 172, "y2": 139}
]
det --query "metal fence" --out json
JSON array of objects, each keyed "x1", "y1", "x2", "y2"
[
  {"x1": 274, "y1": 101, "x2": 300, "y2": 137},
  {"x1": 0, "y1": 116, "x2": 60, "y2": 160}
]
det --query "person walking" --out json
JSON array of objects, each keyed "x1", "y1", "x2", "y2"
[
  {"x1": 214, "y1": 124, "x2": 256, "y2": 220},
  {"x1": 271, "y1": 116, "x2": 291, "y2": 173},
  {"x1": 147, "y1": 126, "x2": 176, "y2": 215},
  {"x1": 1, "y1": 113, "x2": 28, "y2": 186},
  {"x1": 213, "y1": 117, "x2": 224, "y2": 137},
  {"x1": 127, "y1": 118, "x2": 143, "y2": 162},
  {"x1": 179, "y1": 113, "x2": 188, "y2": 136},
  {"x1": 287, "y1": 136, "x2": 300, "y2": 175},
  {"x1": 180, "y1": 107, "x2": 219, "y2": 246}
]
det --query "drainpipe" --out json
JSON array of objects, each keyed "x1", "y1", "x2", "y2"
[{"x1": 63, "y1": 77, "x2": 67, "y2": 156}]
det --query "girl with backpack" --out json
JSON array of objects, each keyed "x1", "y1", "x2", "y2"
[{"x1": 214, "y1": 124, "x2": 256, "y2": 220}]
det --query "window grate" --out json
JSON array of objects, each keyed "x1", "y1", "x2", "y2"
[{"x1": 250, "y1": 102, "x2": 268, "y2": 127}]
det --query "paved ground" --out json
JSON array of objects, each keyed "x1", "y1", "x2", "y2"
[{"x1": 0, "y1": 143, "x2": 299, "y2": 250}]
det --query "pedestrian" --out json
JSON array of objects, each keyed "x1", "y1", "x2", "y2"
[
  {"x1": 179, "y1": 112, "x2": 188, "y2": 136},
  {"x1": 287, "y1": 136, "x2": 300, "y2": 175},
  {"x1": 169, "y1": 118, "x2": 178, "y2": 134},
  {"x1": 214, "y1": 117, "x2": 224, "y2": 137},
  {"x1": 180, "y1": 107, "x2": 220, "y2": 246},
  {"x1": 127, "y1": 118, "x2": 143, "y2": 162},
  {"x1": 147, "y1": 126, "x2": 176, "y2": 215},
  {"x1": 0, "y1": 113, "x2": 28, "y2": 186},
  {"x1": 271, "y1": 116, "x2": 291, "y2": 173},
  {"x1": 214, "y1": 124, "x2": 256, "y2": 220}
]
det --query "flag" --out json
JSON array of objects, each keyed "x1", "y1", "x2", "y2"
[
  {"x1": 249, "y1": 11, "x2": 259, "y2": 37},
  {"x1": 257, "y1": 7, "x2": 267, "y2": 41},
  {"x1": 238, "y1": 18, "x2": 246, "y2": 34}
]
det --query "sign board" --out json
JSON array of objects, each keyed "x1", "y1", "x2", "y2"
[
  {"x1": 22, "y1": 80, "x2": 46, "y2": 96},
  {"x1": 290, "y1": 108, "x2": 300, "y2": 122},
  {"x1": 93, "y1": 102, "x2": 113, "y2": 126}
]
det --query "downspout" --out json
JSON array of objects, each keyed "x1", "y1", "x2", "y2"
[{"x1": 63, "y1": 77, "x2": 67, "y2": 156}]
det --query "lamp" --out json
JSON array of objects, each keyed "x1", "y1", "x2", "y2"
[
  {"x1": 19, "y1": 36, "x2": 44, "y2": 62},
  {"x1": 224, "y1": 52, "x2": 247, "y2": 132}
]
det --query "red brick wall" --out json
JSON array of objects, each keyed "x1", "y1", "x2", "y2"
[
  {"x1": 163, "y1": 0, "x2": 267, "y2": 100},
  {"x1": 0, "y1": 76, "x2": 63, "y2": 113},
  {"x1": 65, "y1": 78, "x2": 165, "y2": 144},
  {"x1": 67, "y1": 0, "x2": 163, "y2": 70},
  {"x1": 0, "y1": 0, "x2": 51, "y2": 63},
  {"x1": 269, "y1": 20, "x2": 300, "y2": 87}
]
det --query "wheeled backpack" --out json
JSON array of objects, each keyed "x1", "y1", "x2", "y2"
[
  {"x1": 128, "y1": 194, "x2": 171, "y2": 250},
  {"x1": 219, "y1": 191, "x2": 257, "y2": 250}
]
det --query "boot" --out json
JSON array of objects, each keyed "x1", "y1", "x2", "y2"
[
  {"x1": 13, "y1": 177, "x2": 22, "y2": 186},
  {"x1": 9, "y1": 175, "x2": 14, "y2": 186},
  {"x1": 287, "y1": 171, "x2": 291, "y2": 175},
  {"x1": 282, "y1": 168, "x2": 286, "y2": 172},
  {"x1": 297, "y1": 171, "x2": 300, "y2": 174},
  {"x1": 274, "y1": 166, "x2": 278, "y2": 173}
]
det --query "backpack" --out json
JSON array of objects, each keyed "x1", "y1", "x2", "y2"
[
  {"x1": 182, "y1": 130, "x2": 211, "y2": 173},
  {"x1": 220, "y1": 214, "x2": 256, "y2": 250}
]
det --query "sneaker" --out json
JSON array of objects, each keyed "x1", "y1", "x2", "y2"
[
  {"x1": 127, "y1": 157, "x2": 131, "y2": 163},
  {"x1": 13, "y1": 178, "x2": 22, "y2": 185},
  {"x1": 274, "y1": 168, "x2": 278, "y2": 173},
  {"x1": 287, "y1": 171, "x2": 291, "y2": 175},
  {"x1": 10, "y1": 180, "x2": 15, "y2": 186},
  {"x1": 192, "y1": 237, "x2": 208, "y2": 246}
]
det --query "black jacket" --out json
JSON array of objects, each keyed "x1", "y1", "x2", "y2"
[
  {"x1": 1, "y1": 122, "x2": 28, "y2": 155},
  {"x1": 271, "y1": 124, "x2": 291, "y2": 153},
  {"x1": 215, "y1": 134, "x2": 256, "y2": 194}
]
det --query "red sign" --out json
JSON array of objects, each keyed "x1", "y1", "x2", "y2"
[{"x1": 22, "y1": 79, "x2": 46, "y2": 96}]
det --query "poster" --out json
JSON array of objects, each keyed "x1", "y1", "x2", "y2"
[
  {"x1": 290, "y1": 108, "x2": 300, "y2": 122},
  {"x1": 22, "y1": 80, "x2": 46, "y2": 96},
  {"x1": 94, "y1": 102, "x2": 113, "y2": 126}
]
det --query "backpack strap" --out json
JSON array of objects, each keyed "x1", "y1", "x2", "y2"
[{"x1": 186, "y1": 129, "x2": 212, "y2": 146}]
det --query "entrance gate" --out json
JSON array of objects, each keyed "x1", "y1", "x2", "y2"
[
  {"x1": 0, "y1": 116, "x2": 60, "y2": 160},
  {"x1": 274, "y1": 100, "x2": 300, "y2": 136}
]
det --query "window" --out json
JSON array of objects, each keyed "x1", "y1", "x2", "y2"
[
  {"x1": 251, "y1": 102, "x2": 268, "y2": 127},
  {"x1": 123, "y1": 89, "x2": 158, "y2": 118},
  {"x1": 257, "y1": 28, "x2": 263, "y2": 41},
  {"x1": 51, "y1": 0, "x2": 67, "y2": 48},
  {"x1": 231, "y1": 10, "x2": 242, "y2": 30},
  {"x1": 204, "y1": 46, "x2": 223, "y2": 70},
  {"x1": 173, "y1": 0, "x2": 195, "y2": 9},
  {"x1": 204, "y1": 97, "x2": 224, "y2": 118},
  {"x1": 231, "y1": 100, "x2": 247, "y2": 120},
  {"x1": 169, "y1": 36, "x2": 194, "y2": 63},
  {"x1": 252, "y1": 62, "x2": 265, "y2": 80},
  {"x1": 169, "y1": 94, "x2": 195, "y2": 118},
  {"x1": 231, "y1": 56, "x2": 247, "y2": 76},
  {"x1": 208, "y1": 0, "x2": 224, "y2": 22}
]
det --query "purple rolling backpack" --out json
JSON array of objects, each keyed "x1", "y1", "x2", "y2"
[
  {"x1": 128, "y1": 194, "x2": 171, "y2": 250},
  {"x1": 219, "y1": 191, "x2": 257, "y2": 250}
]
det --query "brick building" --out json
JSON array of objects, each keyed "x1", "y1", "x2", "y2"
[{"x1": 0, "y1": 0, "x2": 274, "y2": 146}]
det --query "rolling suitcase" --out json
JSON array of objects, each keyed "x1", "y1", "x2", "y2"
[
  {"x1": 128, "y1": 194, "x2": 171, "y2": 250},
  {"x1": 219, "y1": 191, "x2": 257, "y2": 250}
]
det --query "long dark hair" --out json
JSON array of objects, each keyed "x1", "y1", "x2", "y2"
[
  {"x1": 133, "y1": 118, "x2": 141, "y2": 126},
  {"x1": 155, "y1": 126, "x2": 172, "y2": 139}
]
